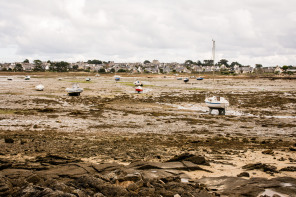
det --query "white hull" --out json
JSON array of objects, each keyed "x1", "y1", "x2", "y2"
[
  {"x1": 205, "y1": 102, "x2": 228, "y2": 109},
  {"x1": 66, "y1": 84, "x2": 83, "y2": 95},
  {"x1": 66, "y1": 88, "x2": 83, "y2": 93},
  {"x1": 134, "y1": 81, "x2": 143, "y2": 86},
  {"x1": 205, "y1": 96, "x2": 229, "y2": 109},
  {"x1": 35, "y1": 84, "x2": 44, "y2": 91}
]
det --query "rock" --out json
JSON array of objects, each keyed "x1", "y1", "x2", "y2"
[
  {"x1": 242, "y1": 163, "x2": 278, "y2": 173},
  {"x1": 167, "y1": 153, "x2": 195, "y2": 162},
  {"x1": 167, "y1": 153, "x2": 210, "y2": 166},
  {"x1": 0, "y1": 177, "x2": 12, "y2": 196},
  {"x1": 126, "y1": 182, "x2": 138, "y2": 192},
  {"x1": 262, "y1": 149, "x2": 274, "y2": 155},
  {"x1": 0, "y1": 159, "x2": 12, "y2": 170},
  {"x1": 198, "y1": 176, "x2": 296, "y2": 197},
  {"x1": 91, "y1": 163, "x2": 124, "y2": 173},
  {"x1": 35, "y1": 154, "x2": 81, "y2": 165},
  {"x1": 128, "y1": 161, "x2": 162, "y2": 170},
  {"x1": 94, "y1": 192, "x2": 105, "y2": 197},
  {"x1": 121, "y1": 173, "x2": 141, "y2": 182},
  {"x1": 237, "y1": 172, "x2": 250, "y2": 177},
  {"x1": 280, "y1": 166, "x2": 296, "y2": 172},
  {"x1": 289, "y1": 147, "x2": 296, "y2": 151},
  {"x1": 26, "y1": 174, "x2": 42, "y2": 184},
  {"x1": 185, "y1": 156, "x2": 210, "y2": 166},
  {"x1": 4, "y1": 138, "x2": 14, "y2": 143}
]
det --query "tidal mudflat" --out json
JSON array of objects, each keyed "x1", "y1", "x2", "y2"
[{"x1": 0, "y1": 73, "x2": 295, "y2": 196}]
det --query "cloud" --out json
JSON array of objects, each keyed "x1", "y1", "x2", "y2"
[{"x1": 0, "y1": 0, "x2": 296, "y2": 66}]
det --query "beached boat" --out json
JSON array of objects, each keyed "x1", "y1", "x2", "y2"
[
  {"x1": 135, "y1": 86, "x2": 143, "y2": 93},
  {"x1": 7, "y1": 77, "x2": 13, "y2": 80},
  {"x1": 183, "y1": 77, "x2": 189, "y2": 83},
  {"x1": 85, "y1": 77, "x2": 91, "y2": 81},
  {"x1": 205, "y1": 96, "x2": 229, "y2": 109},
  {"x1": 35, "y1": 84, "x2": 44, "y2": 91},
  {"x1": 25, "y1": 76, "x2": 30, "y2": 80},
  {"x1": 196, "y1": 77, "x2": 204, "y2": 80},
  {"x1": 66, "y1": 83, "x2": 83, "y2": 96},
  {"x1": 134, "y1": 80, "x2": 143, "y2": 86},
  {"x1": 205, "y1": 40, "x2": 229, "y2": 115},
  {"x1": 114, "y1": 75, "x2": 120, "y2": 81},
  {"x1": 177, "y1": 77, "x2": 182, "y2": 80}
]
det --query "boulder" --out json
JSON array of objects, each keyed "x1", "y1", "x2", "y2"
[{"x1": 242, "y1": 163, "x2": 278, "y2": 173}]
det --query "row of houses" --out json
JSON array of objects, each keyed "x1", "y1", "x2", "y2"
[{"x1": 0, "y1": 61, "x2": 289, "y2": 74}]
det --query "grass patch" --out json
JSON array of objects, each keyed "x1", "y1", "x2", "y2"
[
  {"x1": 117, "y1": 82, "x2": 134, "y2": 87},
  {"x1": 0, "y1": 92, "x2": 22, "y2": 95},
  {"x1": 68, "y1": 80, "x2": 93, "y2": 83},
  {"x1": 83, "y1": 88, "x2": 92, "y2": 91},
  {"x1": 0, "y1": 109, "x2": 16, "y2": 114},
  {"x1": 186, "y1": 87, "x2": 208, "y2": 91}
]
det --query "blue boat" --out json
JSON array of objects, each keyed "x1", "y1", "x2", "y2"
[
  {"x1": 114, "y1": 75, "x2": 120, "y2": 81},
  {"x1": 196, "y1": 77, "x2": 204, "y2": 80}
]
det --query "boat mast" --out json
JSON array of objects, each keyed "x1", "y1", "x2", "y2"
[{"x1": 212, "y1": 39, "x2": 215, "y2": 89}]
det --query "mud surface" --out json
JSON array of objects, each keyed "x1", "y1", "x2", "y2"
[{"x1": 0, "y1": 73, "x2": 296, "y2": 196}]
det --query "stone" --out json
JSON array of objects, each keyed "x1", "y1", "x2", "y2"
[
  {"x1": 262, "y1": 149, "x2": 274, "y2": 154},
  {"x1": 4, "y1": 138, "x2": 14, "y2": 143},
  {"x1": 237, "y1": 172, "x2": 250, "y2": 177},
  {"x1": 280, "y1": 166, "x2": 296, "y2": 172},
  {"x1": 242, "y1": 163, "x2": 278, "y2": 173}
]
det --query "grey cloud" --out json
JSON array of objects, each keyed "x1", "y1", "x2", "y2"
[{"x1": 0, "y1": 0, "x2": 295, "y2": 66}]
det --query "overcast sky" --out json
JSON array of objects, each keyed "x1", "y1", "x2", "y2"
[{"x1": 1, "y1": 0, "x2": 296, "y2": 66}]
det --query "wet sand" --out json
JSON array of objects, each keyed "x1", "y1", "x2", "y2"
[{"x1": 0, "y1": 73, "x2": 295, "y2": 196}]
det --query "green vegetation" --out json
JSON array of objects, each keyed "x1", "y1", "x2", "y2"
[
  {"x1": 0, "y1": 109, "x2": 16, "y2": 114},
  {"x1": 117, "y1": 82, "x2": 134, "y2": 87},
  {"x1": 49, "y1": 61, "x2": 70, "y2": 72},
  {"x1": 14, "y1": 63, "x2": 23, "y2": 72},
  {"x1": 68, "y1": 80, "x2": 93, "y2": 83},
  {"x1": 186, "y1": 87, "x2": 208, "y2": 91},
  {"x1": 87, "y1": 59, "x2": 102, "y2": 64}
]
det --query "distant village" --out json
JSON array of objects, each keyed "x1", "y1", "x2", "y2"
[{"x1": 0, "y1": 59, "x2": 295, "y2": 75}]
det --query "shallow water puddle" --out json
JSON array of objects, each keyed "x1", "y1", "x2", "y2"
[
  {"x1": 166, "y1": 103, "x2": 296, "y2": 118},
  {"x1": 258, "y1": 189, "x2": 289, "y2": 197}
]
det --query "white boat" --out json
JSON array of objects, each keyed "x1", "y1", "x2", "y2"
[
  {"x1": 7, "y1": 77, "x2": 13, "y2": 80},
  {"x1": 183, "y1": 77, "x2": 189, "y2": 83},
  {"x1": 177, "y1": 77, "x2": 182, "y2": 80},
  {"x1": 25, "y1": 76, "x2": 30, "y2": 80},
  {"x1": 134, "y1": 80, "x2": 143, "y2": 86},
  {"x1": 205, "y1": 40, "x2": 229, "y2": 115},
  {"x1": 135, "y1": 86, "x2": 143, "y2": 93},
  {"x1": 85, "y1": 77, "x2": 91, "y2": 81},
  {"x1": 66, "y1": 83, "x2": 83, "y2": 96},
  {"x1": 205, "y1": 96, "x2": 229, "y2": 109},
  {"x1": 35, "y1": 84, "x2": 44, "y2": 91}
]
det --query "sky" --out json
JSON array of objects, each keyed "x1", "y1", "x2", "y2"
[{"x1": 0, "y1": 0, "x2": 296, "y2": 66}]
